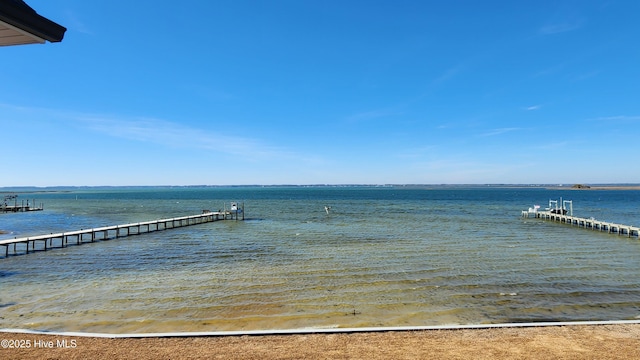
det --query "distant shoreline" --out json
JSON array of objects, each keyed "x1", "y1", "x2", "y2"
[{"x1": 2, "y1": 184, "x2": 640, "y2": 192}]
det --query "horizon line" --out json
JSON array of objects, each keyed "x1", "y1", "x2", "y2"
[{"x1": 2, "y1": 183, "x2": 640, "y2": 190}]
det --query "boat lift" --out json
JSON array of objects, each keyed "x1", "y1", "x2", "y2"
[{"x1": 547, "y1": 197, "x2": 573, "y2": 216}]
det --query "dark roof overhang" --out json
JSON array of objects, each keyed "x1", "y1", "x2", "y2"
[{"x1": 0, "y1": 0, "x2": 66, "y2": 46}]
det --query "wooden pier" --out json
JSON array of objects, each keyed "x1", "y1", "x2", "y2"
[
  {"x1": 0, "y1": 207, "x2": 244, "y2": 258},
  {"x1": 523, "y1": 210, "x2": 640, "y2": 239},
  {"x1": 1, "y1": 204, "x2": 43, "y2": 213},
  {"x1": 2, "y1": 195, "x2": 43, "y2": 213}
]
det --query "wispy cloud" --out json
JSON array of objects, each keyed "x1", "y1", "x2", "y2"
[
  {"x1": 534, "y1": 141, "x2": 570, "y2": 150},
  {"x1": 346, "y1": 109, "x2": 401, "y2": 122},
  {"x1": 588, "y1": 115, "x2": 640, "y2": 123},
  {"x1": 532, "y1": 62, "x2": 567, "y2": 78},
  {"x1": 2, "y1": 103, "x2": 322, "y2": 164},
  {"x1": 539, "y1": 22, "x2": 583, "y2": 35},
  {"x1": 525, "y1": 105, "x2": 541, "y2": 111},
  {"x1": 63, "y1": 10, "x2": 93, "y2": 35},
  {"x1": 572, "y1": 70, "x2": 600, "y2": 82},
  {"x1": 408, "y1": 158, "x2": 535, "y2": 184},
  {"x1": 432, "y1": 64, "x2": 465, "y2": 85},
  {"x1": 395, "y1": 145, "x2": 438, "y2": 159},
  {"x1": 538, "y1": 8, "x2": 586, "y2": 36},
  {"x1": 479, "y1": 127, "x2": 521, "y2": 137},
  {"x1": 75, "y1": 114, "x2": 290, "y2": 160}
]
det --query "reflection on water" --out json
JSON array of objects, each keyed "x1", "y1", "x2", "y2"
[{"x1": 1, "y1": 186, "x2": 640, "y2": 333}]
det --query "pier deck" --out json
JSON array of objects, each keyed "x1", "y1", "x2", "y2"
[
  {"x1": 2, "y1": 195, "x2": 43, "y2": 213},
  {"x1": 1, "y1": 205, "x2": 43, "y2": 213},
  {"x1": 0, "y1": 209, "x2": 243, "y2": 258},
  {"x1": 523, "y1": 210, "x2": 640, "y2": 239}
]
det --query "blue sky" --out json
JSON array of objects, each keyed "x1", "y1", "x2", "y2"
[{"x1": 2, "y1": 1, "x2": 639, "y2": 186}]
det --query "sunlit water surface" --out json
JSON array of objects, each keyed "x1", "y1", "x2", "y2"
[{"x1": 1, "y1": 186, "x2": 639, "y2": 333}]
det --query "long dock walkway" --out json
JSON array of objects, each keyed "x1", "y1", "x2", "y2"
[
  {"x1": 523, "y1": 210, "x2": 640, "y2": 239},
  {"x1": 0, "y1": 209, "x2": 243, "y2": 258}
]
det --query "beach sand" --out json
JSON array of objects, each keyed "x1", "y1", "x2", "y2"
[
  {"x1": 585, "y1": 186, "x2": 640, "y2": 190},
  {"x1": 546, "y1": 185, "x2": 640, "y2": 190},
  {"x1": 2, "y1": 324, "x2": 640, "y2": 359}
]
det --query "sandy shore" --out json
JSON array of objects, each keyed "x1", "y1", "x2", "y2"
[
  {"x1": 584, "y1": 186, "x2": 640, "y2": 190},
  {"x1": 2, "y1": 324, "x2": 640, "y2": 359},
  {"x1": 545, "y1": 185, "x2": 640, "y2": 190}
]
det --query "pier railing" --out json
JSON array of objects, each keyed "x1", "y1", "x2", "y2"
[{"x1": 0, "y1": 209, "x2": 242, "y2": 258}]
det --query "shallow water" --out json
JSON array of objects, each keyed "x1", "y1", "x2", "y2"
[{"x1": 1, "y1": 186, "x2": 639, "y2": 333}]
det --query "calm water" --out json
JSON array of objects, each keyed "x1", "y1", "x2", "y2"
[{"x1": 1, "y1": 186, "x2": 640, "y2": 333}]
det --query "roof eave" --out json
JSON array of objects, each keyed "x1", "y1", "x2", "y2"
[{"x1": 0, "y1": 0, "x2": 66, "y2": 43}]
